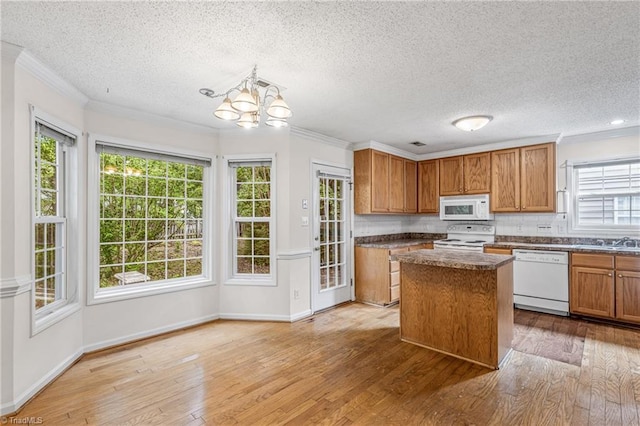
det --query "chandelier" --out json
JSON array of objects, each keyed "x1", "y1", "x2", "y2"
[{"x1": 199, "y1": 65, "x2": 292, "y2": 129}]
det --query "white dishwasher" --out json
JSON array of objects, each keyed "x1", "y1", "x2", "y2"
[{"x1": 512, "y1": 250, "x2": 569, "y2": 316}]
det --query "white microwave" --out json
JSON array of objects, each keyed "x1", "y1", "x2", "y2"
[{"x1": 440, "y1": 194, "x2": 494, "y2": 221}]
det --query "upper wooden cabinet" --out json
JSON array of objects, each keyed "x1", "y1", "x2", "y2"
[
  {"x1": 418, "y1": 160, "x2": 439, "y2": 213},
  {"x1": 491, "y1": 143, "x2": 556, "y2": 212},
  {"x1": 404, "y1": 159, "x2": 418, "y2": 213},
  {"x1": 354, "y1": 149, "x2": 417, "y2": 214},
  {"x1": 439, "y1": 156, "x2": 464, "y2": 195},
  {"x1": 439, "y1": 152, "x2": 490, "y2": 195}
]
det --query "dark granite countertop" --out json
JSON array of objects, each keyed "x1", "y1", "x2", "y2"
[
  {"x1": 486, "y1": 242, "x2": 640, "y2": 256},
  {"x1": 356, "y1": 239, "x2": 434, "y2": 249},
  {"x1": 395, "y1": 249, "x2": 514, "y2": 270}
]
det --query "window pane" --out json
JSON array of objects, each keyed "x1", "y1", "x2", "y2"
[
  {"x1": 236, "y1": 167, "x2": 253, "y2": 183},
  {"x1": 254, "y1": 184, "x2": 270, "y2": 200},
  {"x1": 236, "y1": 183, "x2": 253, "y2": 200},
  {"x1": 237, "y1": 257, "x2": 252, "y2": 274},
  {"x1": 255, "y1": 257, "x2": 270, "y2": 274},
  {"x1": 254, "y1": 201, "x2": 270, "y2": 217},
  {"x1": 99, "y1": 152, "x2": 206, "y2": 286},
  {"x1": 254, "y1": 240, "x2": 269, "y2": 256},
  {"x1": 253, "y1": 222, "x2": 269, "y2": 239},
  {"x1": 40, "y1": 163, "x2": 57, "y2": 190},
  {"x1": 186, "y1": 259, "x2": 202, "y2": 276},
  {"x1": 237, "y1": 201, "x2": 253, "y2": 217},
  {"x1": 40, "y1": 190, "x2": 57, "y2": 216},
  {"x1": 254, "y1": 166, "x2": 270, "y2": 182}
]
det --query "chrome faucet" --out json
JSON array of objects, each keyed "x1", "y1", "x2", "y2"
[{"x1": 612, "y1": 236, "x2": 631, "y2": 246}]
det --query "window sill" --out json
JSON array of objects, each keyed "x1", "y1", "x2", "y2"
[
  {"x1": 224, "y1": 277, "x2": 276, "y2": 287},
  {"x1": 88, "y1": 276, "x2": 215, "y2": 305},
  {"x1": 33, "y1": 302, "x2": 81, "y2": 336}
]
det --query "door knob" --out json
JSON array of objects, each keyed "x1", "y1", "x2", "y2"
[{"x1": 314, "y1": 247, "x2": 320, "y2": 251}]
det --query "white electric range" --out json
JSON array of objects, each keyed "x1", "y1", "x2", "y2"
[{"x1": 433, "y1": 224, "x2": 495, "y2": 253}]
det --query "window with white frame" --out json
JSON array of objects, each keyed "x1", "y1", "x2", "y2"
[
  {"x1": 229, "y1": 160, "x2": 274, "y2": 279},
  {"x1": 572, "y1": 159, "x2": 640, "y2": 229},
  {"x1": 33, "y1": 121, "x2": 74, "y2": 313},
  {"x1": 96, "y1": 143, "x2": 210, "y2": 289}
]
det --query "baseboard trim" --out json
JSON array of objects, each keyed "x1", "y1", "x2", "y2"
[
  {"x1": 1, "y1": 349, "x2": 84, "y2": 416},
  {"x1": 83, "y1": 313, "x2": 220, "y2": 353},
  {"x1": 290, "y1": 310, "x2": 313, "y2": 322},
  {"x1": 219, "y1": 313, "x2": 292, "y2": 322}
]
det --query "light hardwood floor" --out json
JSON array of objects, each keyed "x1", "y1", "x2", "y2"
[{"x1": 13, "y1": 303, "x2": 640, "y2": 425}]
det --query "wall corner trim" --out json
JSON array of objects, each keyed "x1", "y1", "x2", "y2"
[
  {"x1": 15, "y1": 50, "x2": 89, "y2": 106},
  {"x1": 0, "y1": 275, "x2": 31, "y2": 298},
  {"x1": 352, "y1": 141, "x2": 418, "y2": 161}
]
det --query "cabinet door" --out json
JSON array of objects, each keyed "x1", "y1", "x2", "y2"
[
  {"x1": 491, "y1": 148, "x2": 520, "y2": 212},
  {"x1": 418, "y1": 160, "x2": 439, "y2": 213},
  {"x1": 616, "y1": 271, "x2": 640, "y2": 324},
  {"x1": 463, "y1": 152, "x2": 491, "y2": 194},
  {"x1": 521, "y1": 143, "x2": 555, "y2": 212},
  {"x1": 404, "y1": 160, "x2": 417, "y2": 213},
  {"x1": 388, "y1": 155, "x2": 405, "y2": 213},
  {"x1": 371, "y1": 150, "x2": 390, "y2": 212},
  {"x1": 439, "y1": 156, "x2": 464, "y2": 195},
  {"x1": 570, "y1": 266, "x2": 615, "y2": 318}
]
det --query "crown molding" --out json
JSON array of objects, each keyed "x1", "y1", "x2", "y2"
[
  {"x1": 290, "y1": 126, "x2": 352, "y2": 150},
  {"x1": 558, "y1": 126, "x2": 639, "y2": 145},
  {"x1": 86, "y1": 100, "x2": 219, "y2": 135},
  {"x1": 417, "y1": 134, "x2": 561, "y2": 160},
  {"x1": 0, "y1": 275, "x2": 31, "y2": 298},
  {"x1": 352, "y1": 140, "x2": 418, "y2": 160},
  {"x1": 14, "y1": 49, "x2": 89, "y2": 107}
]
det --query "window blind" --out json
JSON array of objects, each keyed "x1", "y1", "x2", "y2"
[{"x1": 96, "y1": 142, "x2": 212, "y2": 167}]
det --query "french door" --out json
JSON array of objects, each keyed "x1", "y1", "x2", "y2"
[{"x1": 311, "y1": 162, "x2": 352, "y2": 312}]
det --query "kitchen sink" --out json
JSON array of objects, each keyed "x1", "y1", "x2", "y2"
[{"x1": 572, "y1": 245, "x2": 640, "y2": 252}]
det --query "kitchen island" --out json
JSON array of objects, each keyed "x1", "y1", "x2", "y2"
[{"x1": 395, "y1": 250, "x2": 514, "y2": 369}]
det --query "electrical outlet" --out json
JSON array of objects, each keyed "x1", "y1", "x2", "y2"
[
  {"x1": 516, "y1": 224, "x2": 523, "y2": 233},
  {"x1": 557, "y1": 224, "x2": 567, "y2": 234},
  {"x1": 294, "y1": 290, "x2": 300, "y2": 300}
]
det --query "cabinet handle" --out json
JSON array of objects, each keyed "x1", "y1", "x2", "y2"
[
  {"x1": 608, "y1": 273, "x2": 612, "y2": 277},
  {"x1": 522, "y1": 206, "x2": 526, "y2": 210},
  {"x1": 618, "y1": 274, "x2": 623, "y2": 278}
]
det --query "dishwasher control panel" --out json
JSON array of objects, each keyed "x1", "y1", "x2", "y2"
[{"x1": 513, "y1": 250, "x2": 568, "y2": 264}]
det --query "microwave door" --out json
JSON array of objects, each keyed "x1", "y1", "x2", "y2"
[{"x1": 441, "y1": 202, "x2": 476, "y2": 219}]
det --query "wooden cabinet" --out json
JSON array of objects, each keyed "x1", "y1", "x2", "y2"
[
  {"x1": 570, "y1": 253, "x2": 640, "y2": 324},
  {"x1": 439, "y1": 156, "x2": 464, "y2": 195},
  {"x1": 418, "y1": 160, "x2": 439, "y2": 213},
  {"x1": 439, "y1": 153, "x2": 490, "y2": 196},
  {"x1": 355, "y1": 243, "x2": 433, "y2": 305},
  {"x1": 404, "y1": 159, "x2": 417, "y2": 213},
  {"x1": 491, "y1": 143, "x2": 556, "y2": 212},
  {"x1": 484, "y1": 247, "x2": 512, "y2": 255},
  {"x1": 354, "y1": 149, "x2": 417, "y2": 214},
  {"x1": 615, "y1": 256, "x2": 640, "y2": 324}
]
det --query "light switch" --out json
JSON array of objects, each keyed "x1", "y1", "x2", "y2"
[
  {"x1": 302, "y1": 199, "x2": 308, "y2": 209},
  {"x1": 301, "y1": 216, "x2": 309, "y2": 226}
]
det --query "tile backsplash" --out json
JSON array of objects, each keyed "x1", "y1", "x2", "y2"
[{"x1": 354, "y1": 213, "x2": 584, "y2": 238}]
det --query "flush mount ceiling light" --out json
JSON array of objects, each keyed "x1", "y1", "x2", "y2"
[
  {"x1": 200, "y1": 65, "x2": 292, "y2": 129},
  {"x1": 452, "y1": 115, "x2": 493, "y2": 132},
  {"x1": 610, "y1": 119, "x2": 626, "y2": 125}
]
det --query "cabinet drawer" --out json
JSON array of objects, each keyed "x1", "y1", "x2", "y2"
[
  {"x1": 616, "y1": 256, "x2": 640, "y2": 272},
  {"x1": 390, "y1": 271, "x2": 400, "y2": 287},
  {"x1": 389, "y1": 260, "x2": 400, "y2": 273},
  {"x1": 572, "y1": 253, "x2": 614, "y2": 269},
  {"x1": 390, "y1": 285, "x2": 400, "y2": 302}
]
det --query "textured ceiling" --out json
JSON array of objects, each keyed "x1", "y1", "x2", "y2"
[{"x1": 2, "y1": 1, "x2": 639, "y2": 153}]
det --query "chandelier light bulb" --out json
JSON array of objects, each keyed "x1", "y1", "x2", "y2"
[
  {"x1": 237, "y1": 112, "x2": 259, "y2": 129},
  {"x1": 265, "y1": 117, "x2": 289, "y2": 128},
  {"x1": 231, "y1": 87, "x2": 259, "y2": 113},
  {"x1": 214, "y1": 97, "x2": 240, "y2": 120},
  {"x1": 266, "y1": 95, "x2": 292, "y2": 119}
]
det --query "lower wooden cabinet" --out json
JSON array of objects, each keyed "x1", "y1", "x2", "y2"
[
  {"x1": 484, "y1": 247, "x2": 512, "y2": 255},
  {"x1": 355, "y1": 243, "x2": 433, "y2": 306},
  {"x1": 570, "y1": 253, "x2": 640, "y2": 324}
]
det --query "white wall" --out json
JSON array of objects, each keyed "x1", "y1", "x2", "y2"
[
  {"x1": 82, "y1": 107, "x2": 220, "y2": 349},
  {"x1": 1, "y1": 50, "x2": 85, "y2": 413}
]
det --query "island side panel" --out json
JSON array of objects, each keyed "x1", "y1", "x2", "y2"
[
  {"x1": 400, "y1": 262, "x2": 499, "y2": 368},
  {"x1": 496, "y1": 262, "x2": 514, "y2": 366}
]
